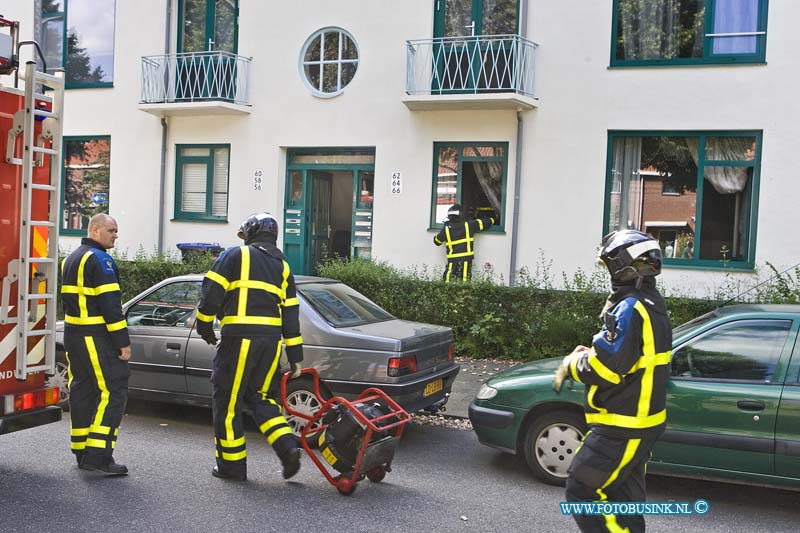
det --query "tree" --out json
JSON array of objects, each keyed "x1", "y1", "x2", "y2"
[
  {"x1": 65, "y1": 31, "x2": 105, "y2": 84},
  {"x1": 640, "y1": 136, "x2": 698, "y2": 193}
]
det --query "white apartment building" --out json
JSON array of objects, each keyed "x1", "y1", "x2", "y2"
[{"x1": 1, "y1": 0, "x2": 797, "y2": 297}]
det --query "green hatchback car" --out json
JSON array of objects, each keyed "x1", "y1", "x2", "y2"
[{"x1": 469, "y1": 304, "x2": 800, "y2": 490}]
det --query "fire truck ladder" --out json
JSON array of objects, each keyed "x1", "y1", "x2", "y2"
[{"x1": 0, "y1": 62, "x2": 64, "y2": 380}]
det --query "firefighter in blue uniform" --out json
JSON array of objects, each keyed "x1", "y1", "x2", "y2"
[
  {"x1": 196, "y1": 212, "x2": 303, "y2": 482},
  {"x1": 62, "y1": 214, "x2": 131, "y2": 475},
  {"x1": 433, "y1": 204, "x2": 497, "y2": 282},
  {"x1": 553, "y1": 230, "x2": 671, "y2": 533}
]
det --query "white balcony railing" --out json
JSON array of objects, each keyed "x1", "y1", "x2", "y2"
[
  {"x1": 140, "y1": 51, "x2": 251, "y2": 105},
  {"x1": 406, "y1": 34, "x2": 537, "y2": 98}
]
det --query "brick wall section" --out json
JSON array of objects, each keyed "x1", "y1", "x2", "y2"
[{"x1": 641, "y1": 176, "x2": 696, "y2": 232}]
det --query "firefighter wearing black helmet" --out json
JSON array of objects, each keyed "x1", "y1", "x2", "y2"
[
  {"x1": 553, "y1": 230, "x2": 671, "y2": 533},
  {"x1": 196, "y1": 212, "x2": 303, "y2": 482},
  {"x1": 433, "y1": 204, "x2": 497, "y2": 282}
]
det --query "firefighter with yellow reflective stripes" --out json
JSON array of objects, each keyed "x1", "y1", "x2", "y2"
[
  {"x1": 433, "y1": 204, "x2": 497, "y2": 282},
  {"x1": 61, "y1": 214, "x2": 131, "y2": 476},
  {"x1": 196, "y1": 212, "x2": 303, "y2": 482},
  {"x1": 553, "y1": 230, "x2": 671, "y2": 533}
]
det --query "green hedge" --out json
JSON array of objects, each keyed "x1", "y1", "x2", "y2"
[
  {"x1": 57, "y1": 249, "x2": 800, "y2": 362},
  {"x1": 317, "y1": 259, "x2": 727, "y2": 361}
]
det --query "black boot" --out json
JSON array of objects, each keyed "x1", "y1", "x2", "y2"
[
  {"x1": 74, "y1": 451, "x2": 84, "y2": 467},
  {"x1": 212, "y1": 465, "x2": 247, "y2": 482},
  {"x1": 79, "y1": 455, "x2": 128, "y2": 476},
  {"x1": 280, "y1": 447, "x2": 301, "y2": 480}
]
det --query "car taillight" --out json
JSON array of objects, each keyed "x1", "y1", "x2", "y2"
[
  {"x1": 388, "y1": 355, "x2": 417, "y2": 377},
  {"x1": 6, "y1": 387, "x2": 60, "y2": 414},
  {"x1": 447, "y1": 343, "x2": 455, "y2": 361}
]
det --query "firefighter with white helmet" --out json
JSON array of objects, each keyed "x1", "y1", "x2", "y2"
[
  {"x1": 433, "y1": 204, "x2": 497, "y2": 282},
  {"x1": 196, "y1": 212, "x2": 303, "y2": 482},
  {"x1": 553, "y1": 229, "x2": 672, "y2": 533}
]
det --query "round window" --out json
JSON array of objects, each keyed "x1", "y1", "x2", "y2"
[{"x1": 300, "y1": 27, "x2": 359, "y2": 98}]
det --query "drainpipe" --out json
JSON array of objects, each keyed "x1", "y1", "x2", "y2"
[
  {"x1": 509, "y1": 111, "x2": 523, "y2": 286},
  {"x1": 157, "y1": 0, "x2": 172, "y2": 255},
  {"x1": 509, "y1": 0, "x2": 528, "y2": 286}
]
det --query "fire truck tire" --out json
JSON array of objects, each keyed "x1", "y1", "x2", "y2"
[
  {"x1": 335, "y1": 475, "x2": 357, "y2": 495},
  {"x1": 367, "y1": 466, "x2": 386, "y2": 483},
  {"x1": 283, "y1": 377, "x2": 331, "y2": 448}
]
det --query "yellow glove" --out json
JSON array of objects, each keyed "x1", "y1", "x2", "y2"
[
  {"x1": 552, "y1": 355, "x2": 572, "y2": 393},
  {"x1": 290, "y1": 362, "x2": 302, "y2": 379},
  {"x1": 553, "y1": 346, "x2": 588, "y2": 393}
]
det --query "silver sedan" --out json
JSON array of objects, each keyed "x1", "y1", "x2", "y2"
[{"x1": 53, "y1": 275, "x2": 459, "y2": 431}]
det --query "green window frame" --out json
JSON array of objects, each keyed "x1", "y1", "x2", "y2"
[
  {"x1": 60, "y1": 135, "x2": 111, "y2": 236},
  {"x1": 430, "y1": 142, "x2": 508, "y2": 232},
  {"x1": 40, "y1": 0, "x2": 116, "y2": 88},
  {"x1": 610, "y1": 0, "x2": 769, "y2": 67},
  {"x1": 174, "y1": 144, "x2": 230, "y2": 222},
  {"x1": 603, "y1": 130, "x2": 762, "y2": 270}
]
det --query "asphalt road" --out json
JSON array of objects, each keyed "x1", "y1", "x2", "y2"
[{"x1": 1, "y1": 401, "x2": 798, "y2": 533}]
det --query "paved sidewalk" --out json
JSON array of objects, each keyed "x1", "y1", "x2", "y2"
[{"x1": 444, "y1": 356, "x2": 516, "y2": 418}]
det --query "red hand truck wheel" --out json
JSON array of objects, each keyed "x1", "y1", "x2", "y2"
[
  {"x1": 334, "y1": 475, "x2": 357, "y2": 496},
  {"x1": 366, "y1": 466, "x2": 386, "y2": 483}
]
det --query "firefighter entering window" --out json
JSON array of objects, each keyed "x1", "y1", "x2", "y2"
[{"x1": 434, "y1": 204, "x2": 498, "y2": 283}]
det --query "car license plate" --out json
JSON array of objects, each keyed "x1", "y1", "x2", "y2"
[{"x1": 423, "y1": 379, "x2": 443, "y2": 397}]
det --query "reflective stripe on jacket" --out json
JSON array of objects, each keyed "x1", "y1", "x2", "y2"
[
  {"x1": 61, "y1": 238, "x2": 129, "y2": 348},
  {"x1": 569, "y1": 295, "x2": 671, "y2": 435},
  {"x1": 433, "y1": 216, "x2": 495, "y2": 260},
  {"x1": 195, "y1": 242, "x2": 303, "y2": 363}
]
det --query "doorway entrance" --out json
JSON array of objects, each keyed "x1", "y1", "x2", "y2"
[{"x1": 284, "y1": 149, "x2": 375, "y2": 275}]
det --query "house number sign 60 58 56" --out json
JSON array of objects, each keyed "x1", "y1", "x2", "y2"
[{"x1": 253, "y1": 170, "x2": 263, "y2": 191}]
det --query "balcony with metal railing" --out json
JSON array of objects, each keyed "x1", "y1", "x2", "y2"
[
  {"x1": 403, "y1": 34, "x2": 538, "y2": 111},
  {"x1": 138, "y1": 51, "x2": 252, "y2": 117}
]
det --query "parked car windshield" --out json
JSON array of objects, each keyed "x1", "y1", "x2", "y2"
[
  {"x1": 298, "y1": 282, "x2": 393, "y2": 327},
  {"x1": 672, "y1": 309, "x2": 720, "y2": 339}
]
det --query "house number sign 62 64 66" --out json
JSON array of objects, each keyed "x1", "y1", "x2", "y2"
[{"x1": 390, "y1": 172, "x2": 402, "y2": 194}]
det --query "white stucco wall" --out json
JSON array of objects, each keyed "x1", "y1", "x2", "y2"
[{"x1": 2, "y1": 0, "x2": 798, "y2": 298}]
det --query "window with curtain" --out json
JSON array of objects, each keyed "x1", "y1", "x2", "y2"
[
  {"x1": 174, "y1": 145, "x2": 230, "y2": 221},
  {"x1": 62, "y1": 136, "x2": 111, "y2": 235},
  {"x1": 605, "y1": 132, "x2": 761, "y2": 268},
  {"x1": 430, "y1": 143, "x2": 507, "y2": 229},
  {"x1": 612, "y1": 0, "x2": 767, "y2": 66},
  {"x1": 40, "y1": 0, "x2": 116, "y2": 86}
]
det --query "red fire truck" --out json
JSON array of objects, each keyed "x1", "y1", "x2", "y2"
[{"x1": 0, "y1": 18, "x2": 64, "y2": 435}]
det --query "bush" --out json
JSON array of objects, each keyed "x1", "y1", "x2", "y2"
[
  {"x1": 318, "y1": 258, "x2": 789, "y2": 361},
  {"x1": 113, "y1": 248, "x2": 216, "y2": 303}
]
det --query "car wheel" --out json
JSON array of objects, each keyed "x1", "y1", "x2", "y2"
[
  {"x1": 46, "y1": 357, "x2": 70, "y2": 411},
  {"x1": 283, "y1": 378, "x2": 330, "y2": 441},
  {"x1": 523, "y1": 409, "x2": 587, "y2": 486}
]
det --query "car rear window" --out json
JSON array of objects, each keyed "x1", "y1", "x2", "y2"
[{"x1": 298, "y1": 283, "x2": 394, "y2": 327}]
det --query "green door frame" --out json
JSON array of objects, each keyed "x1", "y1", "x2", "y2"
[
  {"x1": 432, "y1": 0, "x2": 521, "y2": 94},
  {"x1": 176, "y1": 0, "x2": 240, "y2": 101},
  {"x1": 284, "y1": 151, "x2": 375, "y2": 276},
  {"x1": 177, "y1": 0, "x2": 240, "y2": 54}
]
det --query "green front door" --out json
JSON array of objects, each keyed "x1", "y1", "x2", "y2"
[
  {"x1": 283, "y1": 149, "x2": 376, "y2": 276},
  {"x1": 432, "y1": 0, "x2": 519, "y2": 93},
  {"x1": 177, "y1": 0, "x2": 238, "y2": 100}
]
